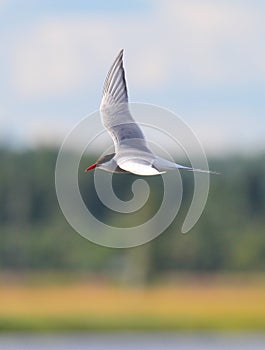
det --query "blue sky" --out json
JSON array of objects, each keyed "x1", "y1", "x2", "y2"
[{"x1": 0, "y1": 0, "x2": 264, "y2": 155}]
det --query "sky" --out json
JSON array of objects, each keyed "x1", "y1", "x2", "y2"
[{"x1": 0, "y1": 0, "x2": 264, "y2": 156}]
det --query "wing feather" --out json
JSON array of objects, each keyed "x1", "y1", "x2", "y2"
[{"x1": 100, "y1": 50, "x2": 151, "y2": 153}]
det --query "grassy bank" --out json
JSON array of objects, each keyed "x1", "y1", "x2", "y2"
[{"x1": 0, "y1": 274, "x2": 264, "y2": 331}]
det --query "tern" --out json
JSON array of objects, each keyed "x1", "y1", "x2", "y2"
[{"x1": 85, "y1": 50, "x2": 215, "y2": 176}]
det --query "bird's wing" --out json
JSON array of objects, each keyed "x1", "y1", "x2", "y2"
[{"x1": 100, "y1": 50, "x2": 151, "y2": 153}]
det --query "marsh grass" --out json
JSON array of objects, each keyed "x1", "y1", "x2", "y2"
[{"x1": 0, "y1": 274, "x2": 264, "y2": 331}]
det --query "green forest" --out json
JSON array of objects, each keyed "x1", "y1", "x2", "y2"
[{"x1": 0, "y1": 147, "x2": 264, "y2": 282}]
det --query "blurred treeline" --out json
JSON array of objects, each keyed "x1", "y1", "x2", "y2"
[{"x1": 0, "y1": 147, "x2": 264, "y2": 282}]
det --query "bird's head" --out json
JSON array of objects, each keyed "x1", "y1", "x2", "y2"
[{"x1": 85, "y1": 153, "x2": 115, "y2": 172}]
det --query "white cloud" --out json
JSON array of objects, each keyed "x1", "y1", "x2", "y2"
[
  {"x1": 157, "y1": 0, "x2": 265, "y2": 85},
  {"x1": 26, "y1": 120, "x2": 70, "y2": 147},
  {"x1": 11, "y1": 17, "x2": 118, "y2": 97},
  {"x1": 10, "y1": 1, "x2": 264, "y2": 99},
  {"x1": 4, "y1": 1, "x2": 264, "y2": 155}
]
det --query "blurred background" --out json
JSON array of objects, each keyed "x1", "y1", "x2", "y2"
[{"x1": 0, "y1": 0, "x2": 265, "y2": 348}]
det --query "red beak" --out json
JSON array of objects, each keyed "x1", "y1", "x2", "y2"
[{"x1": 85, "y1": 163, "x2": 97, "y2": 172}]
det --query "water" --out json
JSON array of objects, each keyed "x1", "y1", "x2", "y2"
[{"x1": 0, "y1": 333, "x2": 264, "y2": 350}]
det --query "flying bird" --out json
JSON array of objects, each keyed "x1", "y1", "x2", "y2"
[{"x1": 85, "y1": 50, "x2": 215, "y2": 176}]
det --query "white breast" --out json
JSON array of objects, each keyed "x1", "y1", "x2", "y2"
[{"x1": 118, "y1": 159, "x2": 165, "y2": 176}]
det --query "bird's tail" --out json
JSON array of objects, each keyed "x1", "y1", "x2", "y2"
[
  {"x1": 154, "y1": 157, "x2": 219, "y2": 175},
  {"x1": 179, "y1": 166, "x2": 219, "y2": 175}
]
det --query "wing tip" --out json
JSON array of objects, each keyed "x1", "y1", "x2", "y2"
[{"x1": 117, "y1": 49, "x2": 124, "y2": 61}]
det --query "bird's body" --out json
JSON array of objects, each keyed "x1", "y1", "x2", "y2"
[{"x1": 86, "y1": 50, "x2": 214, "y2": 176}]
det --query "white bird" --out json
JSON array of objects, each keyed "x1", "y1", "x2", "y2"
[{"x1": 85, "y1": 50, "x2": 215, "y2": 176}]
